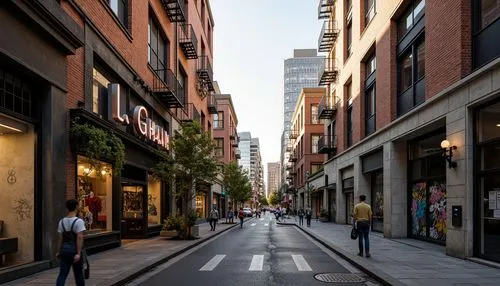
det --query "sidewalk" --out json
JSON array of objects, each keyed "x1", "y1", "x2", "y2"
[
  {"x1": 280, "y1": 217, "x2": 500, "y2": 286},
  {"x1": 3, "y1": 221, "x2": 242, "y2": 286}
]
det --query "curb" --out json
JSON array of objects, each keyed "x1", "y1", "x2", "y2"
[
  {"x1": 287, "y1": 223, "x2": 405, "y2": 286},
  {"x1": 103, "y1": 222, "x2": 241, "y2": 286}
]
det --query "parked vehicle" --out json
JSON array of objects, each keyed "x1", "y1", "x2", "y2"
[{"x1": 243, "y1": 207, "x2": 253, "y2": 217}]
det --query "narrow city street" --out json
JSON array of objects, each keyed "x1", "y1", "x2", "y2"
[{"x1": 127, "y1": 213, "x2": 377, "y2": 286}]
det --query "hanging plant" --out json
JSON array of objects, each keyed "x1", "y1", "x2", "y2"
[{"x1": 70, "y1": 121, "x2": 125, "y2": 176}]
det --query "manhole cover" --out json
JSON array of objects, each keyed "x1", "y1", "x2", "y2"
[{"x1": 314, "y1": 273, "x2": 366, "y2": 283}]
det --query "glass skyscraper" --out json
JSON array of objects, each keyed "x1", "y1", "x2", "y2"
[{"x1": 281, "y1": 49, "x2": 325, "y2": 186}]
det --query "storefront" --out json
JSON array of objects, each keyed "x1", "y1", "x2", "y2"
[
  {"x1": 474, "y1": 100, "x2": 500, "y2": 263},
  {"x1": 0, "y1": 2, "x2": 83, "y2": 282},
  {"x1": 343, "y1": 177, "x2": 354, "y2": 225},
  {"x1": 408, "y1": 130, "x2": 447, "y2": 243},
  {"x1": 361, "y1": 150, "x2": 384, "y2": 232}
]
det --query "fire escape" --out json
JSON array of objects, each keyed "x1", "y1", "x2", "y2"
[
  {"x1": 318, "y1": 0, "x2": 335, "y2": 20},
  {"x1": 179, "y1": 24, "x2": 198, "y2": 59},
  {"x1": 161, "y1": 0, "x2": 186, "y2": 22},
  {"x1": 318, "y1": 57, "x2": 339, "y2": 86},
  {"x1": 318, "y1": 94, "x2": 340, "y2": 119},
  {"x1": 197, "y1": 56, "x2": 215, "y2": 97},
  {"x1": 207, "y1": 92, "x2": 218, "y2": 114},
  {"x1": 318, "y1": 20, "x2": 339, "y2": 53},
  {"x1": 152, "y1": 68, "x2": 185, "y2": 108},
  {"x1": 318, "y1": 135, "x2": 338, "y2": 154}
]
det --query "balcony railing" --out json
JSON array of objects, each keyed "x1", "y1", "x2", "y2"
[
  {"x1": 289, "y1": 129, "x2": 299, "y2": 139},
  {"x1": 235, "y1": 149, "x2": 241, "y2": 159},
  {"x1": 207, "y1": 92, "x2": 218, "y2": 114},
  {"x1": 161, "y1": 0, "x2": 186, "y2": 22},
  {"x1": 318, "y1": 20, "x2": 339, "y2": 52},
  {"x1": 197, "y1": 55, "x2": 214, "y2": 92},
  {"x1": 318, "y1": 57, "x2": 339, "y2": 86},
  {"x1": 179, "y1": 24, "x2": 198, "y2": 59},
  {"x1": 288, "y1": 154, "x2": 297, "y2": 162},
  {"x1": 286, "y1": 163, "x2": 293, "y2": 170},
  {"x1": 229, "y1": 125, "x2": 236, "y2": 139},
  {"x1": 318, "y1": 0, "x2": 335, "y2": 19},
  {"x1": 152, "y1": 68, "x2": 185, "y2": 108},
  {"x1": 318, "y1": 94, "x2": 340, "y2": 119},
  {"x1": 286, "y1": 143, "x2": 293, "y2": 153},
  {"x1": 318, "y1": 135, "x2": 338, "y2": 154},
  {"x1": 176, "y1": 103, "x2": 201, "y2": 123}
]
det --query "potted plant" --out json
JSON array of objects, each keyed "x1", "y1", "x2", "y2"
[
  {"x1": 160, "y1": 216, "x2": 182, "y2": 238},
  {"x1": 319, "y1": 208, "x2": 329, "y2": 222},
  {"x1": 184, "y1": 209, "x2": 200, "y2": 239}
]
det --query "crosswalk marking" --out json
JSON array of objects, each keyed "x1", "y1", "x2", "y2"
[
  {"x1": 251, "y1": 223, "x2": 257, "y2": 226},
  {"x1": 264, "y1": 223, "x2": 269, "y2": 226},
  {"x1": 292, "y1": 255, "x2": 312, "y2": 271},
  {"x1": 199, "y1": 255, "x2": 226, "y2": 271},
  {"x1": 249, "y1": 255, "x2": 264, "y2": 271},
  {"x1": 259, "y1": 218, "x2": 264, "y2": 221}
]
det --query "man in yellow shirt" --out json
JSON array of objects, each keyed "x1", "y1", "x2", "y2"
[{"x1": 353, "y1": 195, "x2": 372, "y2": 257}]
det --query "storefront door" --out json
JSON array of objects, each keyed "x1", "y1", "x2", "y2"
[
  {"x1": 122, "y1": 184, "x2": 147, "y2": 238},
  {"x1": 371, "y1": 171, "x2": 384, "y2": 232},
  {"x1": 346, "y1": 192, "x2": 354, "y2": 225},
  {"x1": 408, "y1": 131, "x2": 447, "y2": 243},
  {"x1": 475, "y1": 102, "x2": 500, "y2": 263}
]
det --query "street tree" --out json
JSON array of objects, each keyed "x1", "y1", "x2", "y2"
[
  {"x1": 268, "y1": 192, "x2": 280, "y2": 206},
  {"x1": 222, "y1": 161, "x2": 252, "y2": 207},
  {"x1": 153, "y1": 121, "x2": 219, "y2": 218},
  {"x1": 258, "y1": 194, "x2": 268, "y2": 206}
]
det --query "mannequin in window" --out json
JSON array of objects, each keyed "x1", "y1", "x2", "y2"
[{"x1": 85, "y1": 191, "x2": 102, "y2": 228}]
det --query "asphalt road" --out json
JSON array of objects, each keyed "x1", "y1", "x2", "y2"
[{"x1": 128, "y1": 213, "x2": 377, "y2": 286}]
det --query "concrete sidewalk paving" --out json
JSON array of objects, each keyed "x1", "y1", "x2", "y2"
[
  {"x1": 4, "y1": 220, "x2": 244, "y2": 286},
  {"x1": 279, "y1": 217, "x2": 500, "y2": 286}
]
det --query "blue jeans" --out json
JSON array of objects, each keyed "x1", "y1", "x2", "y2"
[
  {"x1": 240, "y1": 218, "x2": 244, "y2": 228},
  {"x1": 357, "y1": 221, "x2": 370, "y2": 255},
  {"x1": 56, "y1": 254, "x2": 84, "y2": 286}
]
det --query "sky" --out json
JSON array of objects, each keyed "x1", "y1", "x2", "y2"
[{"x1": 210, "y1": 0, "x2": 323, "y2": 185}]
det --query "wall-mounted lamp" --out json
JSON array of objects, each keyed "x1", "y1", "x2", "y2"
[{"x1": 441, "y1": 140, "x2": 457, "y2": 169}]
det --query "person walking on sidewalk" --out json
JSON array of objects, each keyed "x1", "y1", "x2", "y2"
[
  {"x1": 353, "y1": 195, "x2": 373, "y2": 258},
  {"x1": 227, "y1": 207, "x2": 234, "y2": 223},
  {"x1": 56, "y1": 199, "x2": 86, "y2": 286},
  {"x1": 298, "y1": 207, "x2": 305, "y2": 226},
  {"x1": 209, "y1": 207, "x2": 219, "y2": 231},
  {"x1": 305, "y1": 207, "x2": 312, "y2": 227},
  {"x1": 238, "y1": 207, "x2": 245, "y2": 228}
]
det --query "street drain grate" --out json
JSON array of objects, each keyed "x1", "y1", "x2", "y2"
[{"x1": 314, "y1": 273, "x2": 366, "y2": 283}]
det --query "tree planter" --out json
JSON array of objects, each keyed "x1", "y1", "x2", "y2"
[
  {"x1": 191, "y1": 225, "x2": 200, "y2": 238},
  {"x1": 160, "y1": 230, "x2": 178, "y2": 238}
]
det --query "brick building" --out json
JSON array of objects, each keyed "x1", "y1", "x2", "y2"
[
  {"x1": 0, "y1": 0, "x2": 219, "y2": 282},
  {"x1": 212, "y1": 81, "x2": 240, "y2": 217},
  {"x1": 286, "y1": 87, "x2": 326, "y2": 214},
  {"x1": 314, "y1": 0, "x2": 500, "y2": 262}
]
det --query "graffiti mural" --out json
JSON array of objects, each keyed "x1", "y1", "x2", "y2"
[
  {"x1": 411, "y1": 182, "x2": 427, "y2": 237},
  {"x1": 429, "y1": 182, "x2": 447, "y2": 241}
]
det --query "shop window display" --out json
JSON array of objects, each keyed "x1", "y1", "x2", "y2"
[
  {"x1": 147, "y1": 176, "x2": 161, "y2": 225},
  {"x1": 196, "y1": 195, "x2": 206, "y2": 218},
  {"x1": 0, "y1": 118, "x2": 35, "y2": 268},
  {"x1": 123, "y1": 186, "x2": 144, "y2": 219},
  {"x1": 77, "y1": 156, "x2": 113, "y2": 233}
]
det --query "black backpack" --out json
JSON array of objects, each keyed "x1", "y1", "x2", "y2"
[{"x1": 60, "y1": 218, "x2": 79, "y2": 256}]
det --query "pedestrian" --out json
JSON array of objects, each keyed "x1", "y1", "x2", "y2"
[
  {"x1": 56, "y1": 199, "x2": 86, "y2": 286},
  {"x1": 298, "y1": 207, "x2": 304, "y2": 226},
  {"x1": 305, "y1": 207, "x2": 312, "y2": 227},
  {"x1": 209, "y1": 207, "x2": 219, "y2": 231},
  {"x1": 227, "y1": 207, "x2": 234, "y2": 223},
  {"x1": 353, "y1": 195, "x2": 373, "y2": 258},
  {"x1": 238, "y1": 207, "x2": 245, "y2": 228}
]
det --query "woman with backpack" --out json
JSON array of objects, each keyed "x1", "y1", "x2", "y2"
[
  {"x1": 209, "y1": 207, "x2": 219, "y2": 231},
  {"x1": 238, "y1": 207, "x2": 245, "y2": 228}
]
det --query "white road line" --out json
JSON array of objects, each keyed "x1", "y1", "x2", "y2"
[
  {"x1": 251, "y1": 223, "x2": 257, "y2": 226},
  {"x1": 264, "y1": 223, "x2": 269, "y2": 226},
  {"x1": 199, "y1": 255, "x2": 226, "y2": 271},
  {"x1": 292, "y1": 255, "x2": 312, "y2": 271},
  {"x1": 260, "y1": 218, "x2": 264, "y2": 221},
  {"x1": 249, "y1": 255, "x2": 264, "y2": 271}
]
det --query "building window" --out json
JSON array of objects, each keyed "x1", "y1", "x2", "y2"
[
  {"x1": 312, "y1": 135, "x2": 320, "y2": 153},
  {"x1": 201, "y1": 0, "x2": 206, "y2": 30},
  {"x1": 346, "y1": 21, "x2": 353, "y2": 58},
  {"x1": 365, "y1": 86, "x2": 376, "y2": 136},
  {"x1": 148, "y1": 17, "x2": 168, "y2": 81},
  {"x1": 398, "y1": 0, "x2": 425, "y2": 39},
  {"x1": 346, "y1": 81, "x2": 353, "y2": 147},
  {"x1": 108, "y1": 0, "x2": 128, "y2": 29},
  {"x1": 397, "y1": 40, "x2": 425, "y2": 116},
  {"x1": 311, "y1": 163, "x2": 323, "y2": 174},
  {"x1": 366, "y1": 54, "x2": 376, "y2": 78},
  {"x1": 311, "y1": 104, "x2": 319, "y2": 124},
  {"x1": 178, "y1": 65, "x2": 187, "y2": 105},
  {"x1": 473, "y1": 1, "x2": 500, "y2": 69},
  {"x1": 213, "y1": 111, "x2": 224, "y2": 129},
  {"x1": 214, "y1": 138, "x2": 224, "y2": 157},
  {"x1": 92, "y1": 68, "x2": 110, "y2": 118},
  {"x1": 365, "y1": 0, "x2": 376, "y2": 25},
  {"x1": 0, "y1": 68, "x2": 35, "y2": 119}
]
